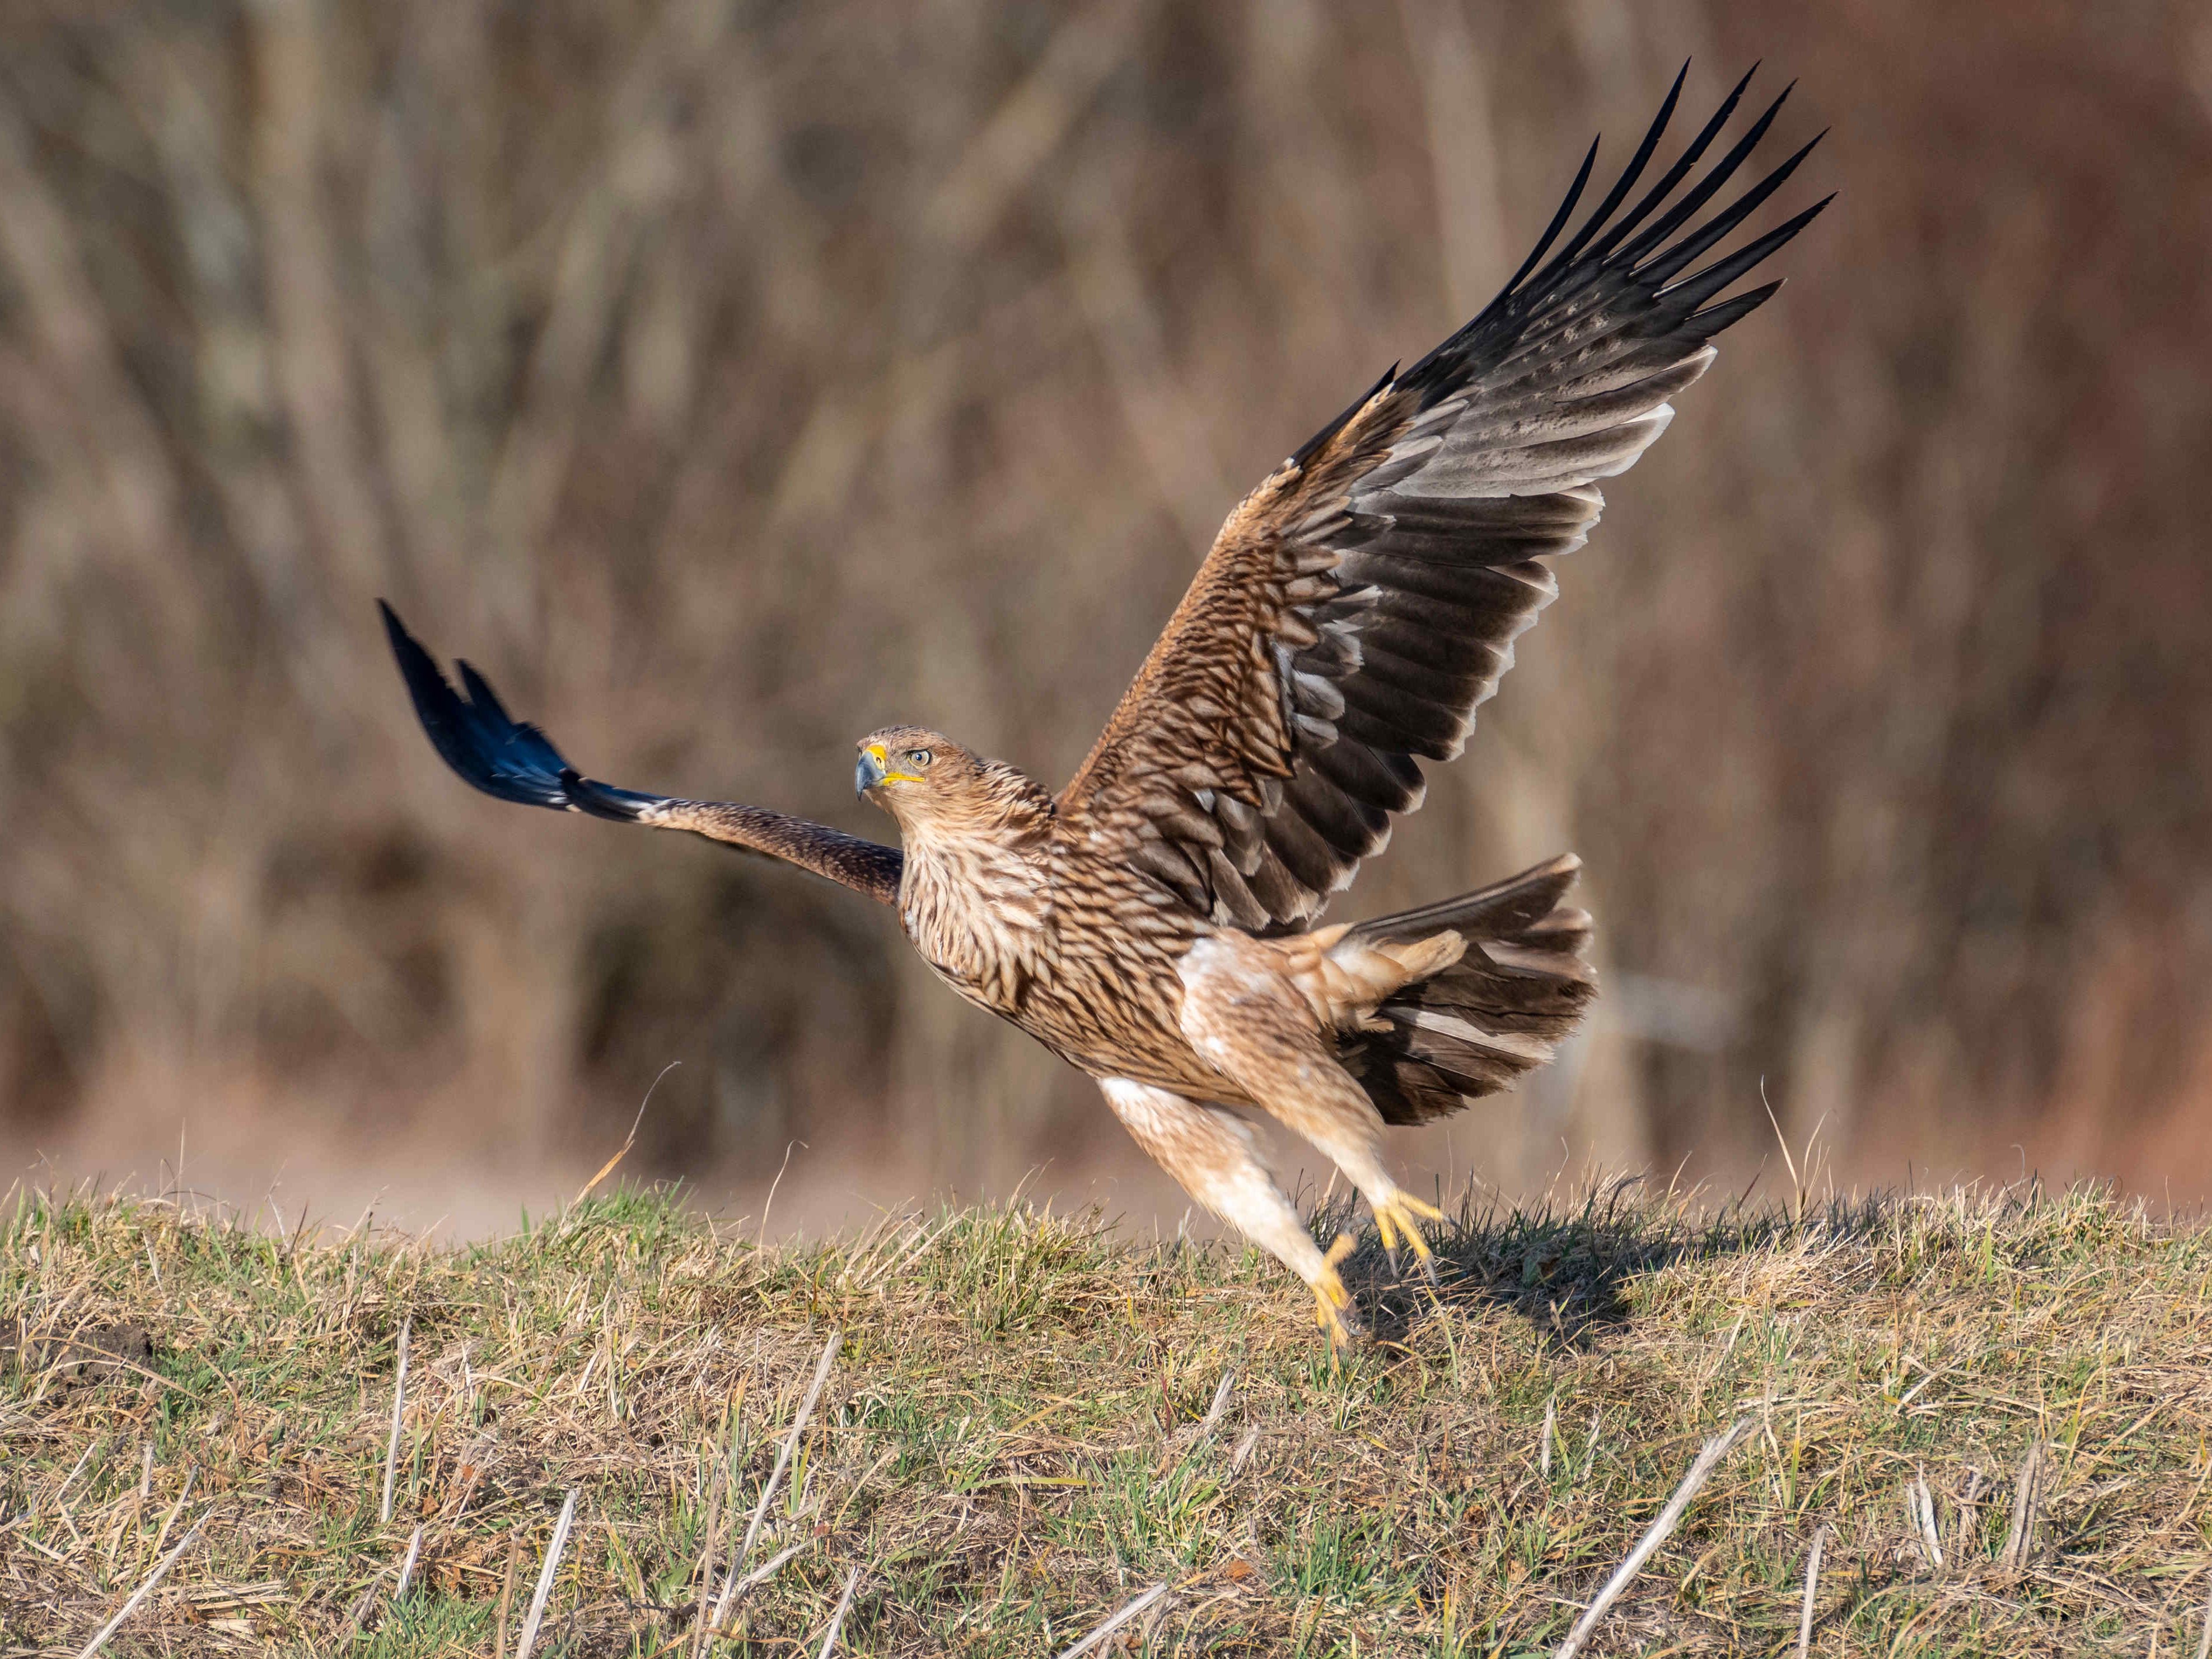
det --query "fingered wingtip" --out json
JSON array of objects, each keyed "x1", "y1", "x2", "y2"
[{"x1": 378, "y1": 597, "x2": 416, "y2": 652}]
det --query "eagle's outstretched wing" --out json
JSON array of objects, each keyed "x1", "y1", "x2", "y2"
[
  {"x1": 1056, "y1": 67, "x2": 1827, "y2": 929},
  {"x1": 380, "y1": 602, "x2": 905, "y2": 903}
]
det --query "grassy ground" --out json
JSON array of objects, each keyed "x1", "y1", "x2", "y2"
[{"x1": 2, "y1": 1178, "x2": 2208, "y2": 1656}]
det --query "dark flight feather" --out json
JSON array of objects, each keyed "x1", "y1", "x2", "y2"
[
  {"x1": 379, "y1": 602, "x2": 905, "y2": 903},
  {"x1": 1057, "y1": 66, "x2": 1828, "y2": 932}
]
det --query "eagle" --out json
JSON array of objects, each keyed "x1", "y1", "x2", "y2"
[{"x1": 383, "y1": 67, "x2": 1825, "y2": 1343}]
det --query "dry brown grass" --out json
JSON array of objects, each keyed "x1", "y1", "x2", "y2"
[
  {"x1": 6, "y1": 4, "x2": 2212, "y2": 1204},
  {"x1": 3, "y1": 1177, "x2": 2208, "y2": 1654}
]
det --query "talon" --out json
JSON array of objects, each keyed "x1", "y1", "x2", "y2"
[
  {"x1": 1312, "y1": 1281, "x2": 1360, "y2": 1346},
  {"x1": 1373, "y1": 1195, "x2": 1447, "y2": 1289},
  {"x1": 1373, "y1": 1208, "x2": 1400, "y2": 1253},
  {"x1": 1313, "y1": 1290, "x2": 1358, "y2": 1346},
  {"x1": 1410, "y1": 1231, "x2": 1440, "y2": 1288},
  {"x1": 1312, "y1": 1283, "x2": 1366, "y2": 1347},
  {"x1": 1311, "y1": 1235, "x2": 1365, "y2": 1346}
]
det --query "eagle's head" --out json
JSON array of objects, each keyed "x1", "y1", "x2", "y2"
[{"x1": 855, "y1": 727, "x2": 1051, "y2": 843}]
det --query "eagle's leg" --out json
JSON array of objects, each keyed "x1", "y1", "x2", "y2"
[
  {"x1": 1178, "y1": 935, "x2": 1448, "y2": 1287},
  {"x1": 1097, "y1": 1079, "x2": 1365, "y2": 1345}
]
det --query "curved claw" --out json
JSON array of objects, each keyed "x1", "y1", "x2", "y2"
[
  {"x1": 1312, "y1": 1233, "x2": 1366, "y2": 1347},
  {"x1": 1373, "y1": 1194, "x2": 1446, "y2": 1287}
]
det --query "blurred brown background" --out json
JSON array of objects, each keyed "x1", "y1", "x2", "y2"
[{"x1": 3, "y1": 0, "x2": 2209, "y2": 1233}]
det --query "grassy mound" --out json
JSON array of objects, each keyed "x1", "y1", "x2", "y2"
[{"x1": 2, "y1": 1179, "x2": 2207, "y2": 1655}]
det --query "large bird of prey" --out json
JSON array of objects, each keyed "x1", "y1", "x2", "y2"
[{"x1": 385, "y1": 67, "x2": 1825, "y2": 1343}]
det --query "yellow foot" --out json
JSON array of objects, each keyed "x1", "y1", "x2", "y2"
[
  {"x1": 1372, "y1": 1193, "x2": 1446, "y2": 1286},
  {"x1": 1311, "y1": 1233, "x2": 1367, "y2": 1347}
]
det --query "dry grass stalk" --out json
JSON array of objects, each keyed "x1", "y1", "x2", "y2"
[
  {"x1": 690, "y1": 1443, "x2": 725, "y2": 1659},
  {"x1": 2196, "y1": 1567, "x2": 2212, "y2": 1659},
  {"x1": 1191, "y1": 1370, "x2": 1235, "y2": 1446},
  {"x1": 394, "y1": 1521, "x2": 424, "y2": 1600},
  {"x1": 1057, "y1": 1581, "x2": 1168, "y2": 1658},
  {"x1": 1956, "y1": 1466, "x2": 1986, "y2": 1558},
  {"x1": 833, "y1": 1450, "x2": 896, "y2": 1532},
  {"x1": 1552, "y1": 1417, "x2": 1754, "y2": 1659},
  {"x1": 714, "y1": 1328, "x2": 843, "y2": 1628},
  {"x1": 55, "y1": 1440, "x2": 97, "y2": 1505},
  {"x1": 569, "y1": 1064, "x2": 676, "y2": 1211},
  {"x1": 1909, "y1": 1467, "x2": 1943, "y2": 1569},
  {"x1": 834, "y1": 1211, "x2": 904, "y2": 1291},
  {"x1": 514, "y1": 1487, "x2": 579, "y2": 1659},
  {"x1": 722, "y1": 1537, "x2": 808, "y2": 1607},
  {"x1": 859, "y1": 1215, "x2": 958, "y2": 1294},
  {"x1": 816, "y1": 1564, "x2": 863, "y2": 1658},
  {"x1": 74, "y1": 1502, "x2": 212, "y2": 1659},
  {"x1": 1796, "y1": 1525, "x2": 1831, "y2": 1658},
  {"x1": 494, "y1": 1530, "x2": 520, "y2": 1659},
  {"x1": 344, "y1": 1563, "x2": 390, "y2": 1632},
  {"x1": 452, "y1": 1429, "x2": 496, "y2": 1521},
  {"x1": 144, "y1": 1464, "x2": 196, "y2": 1567},
  {"x1": 380, "y1": 1312, "x2": 411, "y2": 1525},
  {"x1": 2001, "y1": 1440, "x2": 2050, "y2": 1572},
  {"x1": 1228, "y1": 1425, "x2": 1261, "y2": 1476},
  {"x1": 1541, "y1": 1391, "x2": 1557, "y2": 1480},
  {"x1": 51, "y1": 1443, "x2": 94, "y2": 1553}
]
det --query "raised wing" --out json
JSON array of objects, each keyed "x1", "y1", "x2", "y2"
[
  {"x1": 380, "y1": 602, "x2": 905, "y2": 903},
  {"x1": 1056, "y1": 66, "x2": 1827, "y2": 930}
]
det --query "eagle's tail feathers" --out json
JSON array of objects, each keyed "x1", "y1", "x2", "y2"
[{"x1": 1335, "y1": 854, "x2": 1597, "y2": 1125}]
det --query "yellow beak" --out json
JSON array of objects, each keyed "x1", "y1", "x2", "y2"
[{"x1": 856, "y1": 743, "x2": 921, "y2": 796}]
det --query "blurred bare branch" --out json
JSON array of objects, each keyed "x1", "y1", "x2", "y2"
[{"x1": 2, "y1": 1, "x2": 2208, "y2": 1208}]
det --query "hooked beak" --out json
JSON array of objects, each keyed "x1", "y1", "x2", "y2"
[{"x1": 855, "y1": 744, "x2": 886, "y2": 798}]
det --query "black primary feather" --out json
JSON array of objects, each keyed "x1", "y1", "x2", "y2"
[
  {"x1": 379, "y1": 601, "x2": 908, "y2": 901},
  {"x1": 1209, "y1": 65, "x2": 1831, "y2": 931},
  {"x1": 379, "y1": 600, "x2": 660, "y2": 823}
]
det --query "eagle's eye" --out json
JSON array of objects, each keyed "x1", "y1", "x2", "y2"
[{"x1": 909, "y1": 749, "x2": 933, "y2": 769}]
